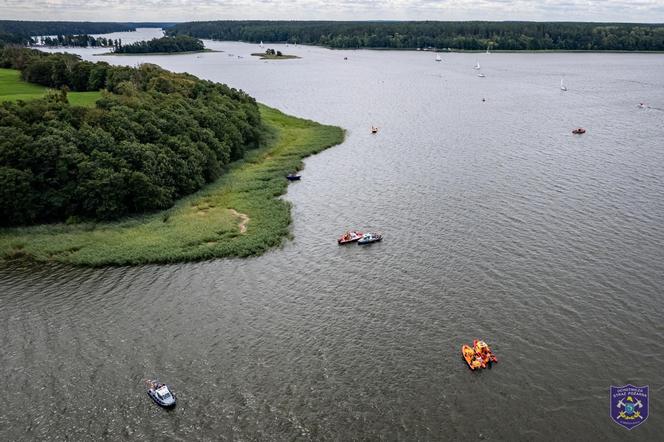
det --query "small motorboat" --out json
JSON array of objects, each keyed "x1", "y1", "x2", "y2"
[
  {"x1": 461, "y1": 345, "x2": 484, "y2": 370},
  {"x1": 572, "y1": 128, "x2": 586, "y2": 134},
  {"x1": 286, "y1": 173, "x2": 301, "y2": 181},
  {"x1": 477, "y1": 73, "x2": 486, "y2": 78},
  {"x1": 473, "y1": 339, "x2": 498, "y2": 366},
  {"x1": 371, "y1": 126, "x2": 378, "y2": 134},
  {"x1": 357, "y1": 232, "x2": 382, "y2": 245},
  {"x1": 146, "y1": 380, "x2": 176, "y2": 408},
  {"x1": 338, "y1": 230, "x2": 363, "y2": 244}
]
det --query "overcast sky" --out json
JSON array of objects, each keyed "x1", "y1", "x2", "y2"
[{"x1": 2, "y1": 0, "x2": 664, "y2": 23}]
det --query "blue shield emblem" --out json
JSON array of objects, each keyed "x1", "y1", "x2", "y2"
[{"x1": 610, "y1": 385, "x2": 649, "y2": 430}]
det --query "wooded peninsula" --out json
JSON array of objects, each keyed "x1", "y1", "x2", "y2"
[
  {"x1": 168, "y1": 20, "x2": 664, "y2": 51},
  {"x1": 0, "y1": 46, "x2": 263, "y2": 227},
  {"x1": 0, "y1": 43, "x2": 343, "y2": 265}
]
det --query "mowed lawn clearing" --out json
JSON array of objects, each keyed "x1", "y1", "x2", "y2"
[{"x1": 0, "y1": 68, "x2": 101, "y2": 107}]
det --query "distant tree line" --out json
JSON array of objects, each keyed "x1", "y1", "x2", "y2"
[
  {"x1": 115, "y1": 35, "x2": 204, "y2": 54},
  {"x1": 0, "y1": 21, "x2": 136, "y2": 46},
  {"x1": 0, "y1": 47, "x2": 263, "y2": 226},
  {"x1": 38, "y1": 35, "x2": 121, "y2": 48},
  {"x1": 168, "y1": 21, "x2": 664, "y2": 51},
  {"x1": 0, "y1": 21, "x2": 174, "y2": 47}
]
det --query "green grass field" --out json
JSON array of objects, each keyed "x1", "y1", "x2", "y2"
[
  {"x1": 0, "y1": 68, "x2": 101, "y2": 107},
  {"x1": 0, "y1": 105, "x2": 345, "y2": 266}
]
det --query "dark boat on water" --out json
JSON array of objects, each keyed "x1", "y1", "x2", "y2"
[
  {"x1": 286, "y1": 173, "x2": 301, "y2": 181},
  {"x1": 572, "y1": 128, "x2": 586, "y2": 134}
]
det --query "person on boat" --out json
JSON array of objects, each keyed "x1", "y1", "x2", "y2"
[{"x1": 475, "y1": 341, "x2": 490, "y2": 362}]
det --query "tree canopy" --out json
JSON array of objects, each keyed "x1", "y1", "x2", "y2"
[
  {"x1": 168, "y1": 21, "x2": 664, "y2": 51},
  {"x1": 38, "y1": 34, "x2": 119, "y2": 49},
  {"x1": 0, "y1": 48, "x2": 263, "y2": 226},
  {"x1": 114, "y1": 35, "x2": 205, "y2": 54},
  {"x1": 0, "y1": 21, "x2": 171, "y2": 46}
]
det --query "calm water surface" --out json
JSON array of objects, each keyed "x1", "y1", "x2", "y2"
[{"x1": 2, "y1": 29, "x2": 664, "y2": 440}]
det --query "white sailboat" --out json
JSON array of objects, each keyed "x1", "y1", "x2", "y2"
[
  {"x1": 435, "y1": 54, "x2": 442, "y2": 62},
  {"x1": 474, "y1": 61, "x2": 481, "y2": 70},
  {"x1": 486, "y1": 45, "x2": 491, "y2": 54},
  {"x1": 259, "y1": 40, "x2": 264, "y2": 48},
  {"x1": 560, "y1": 78, "x2": 567, "y2": 91}
]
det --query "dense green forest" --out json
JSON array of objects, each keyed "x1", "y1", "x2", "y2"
[
  {"x1": 0, "y1": 21, "x2": 134, "y2": 46},
  {"x1": 168, "y1": 21, "x2": 664, "y2": 51},
  {"x1": 115, "y1": 35, "x2": 205, "y2": 54},
  {"x1": 0, "y1": 47, "x2": 262, "y2": 227},
  {"x1": 0, "y1": 21, "x2": 170, "y2": 46},
  {"x1": 39, "y1": 35, "x2": 120, "y2": 48}
]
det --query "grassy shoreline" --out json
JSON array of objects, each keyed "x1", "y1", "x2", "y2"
[{"x1": 0, "y1": 105, "x2": 344, "y2": 267}]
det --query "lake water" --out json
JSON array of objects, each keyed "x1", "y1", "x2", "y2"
[{"x1": 2, "y1": 28, "x2": 664, "y2": 440}]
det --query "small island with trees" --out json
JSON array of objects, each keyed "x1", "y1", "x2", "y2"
[
  {"x1": 38, "y1": 34, "x2": 120, "y2": 49},
  {"x1": 104, "y1": 35, "x2": 215, "y2": 55},
  {"x1": 251, "y1": 48, "x2": 300, "y2": 60}
]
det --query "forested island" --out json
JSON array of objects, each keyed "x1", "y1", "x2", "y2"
[
  {"x1": 38, "y1": 34, "x2": 120, "y2": 48},
  {"x1": 168, "y1": 21, "x2": 664, "y2": 51},
  {"x1": 112, "y1": 35, "x2": 207, "y2": 54}
]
